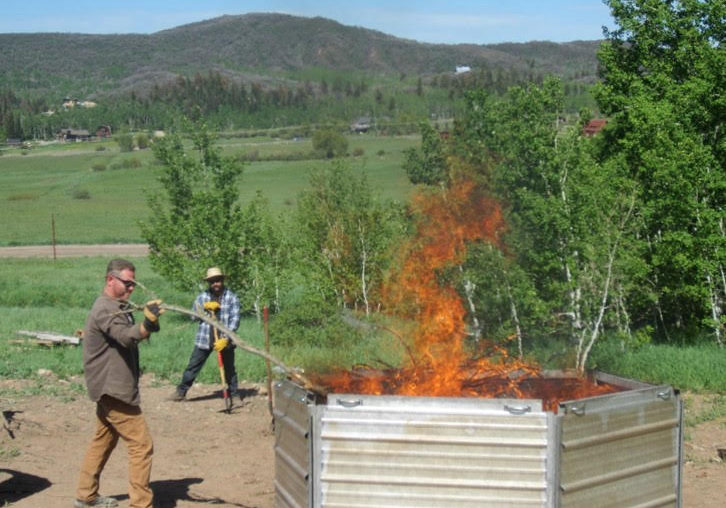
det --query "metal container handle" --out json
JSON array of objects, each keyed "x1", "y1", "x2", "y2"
[
  {"x1": 656, "y1": 390, "x2": 671, "y2": 400},
  {"x1": 336, "y1": 398, "x2": 363, "y2": 408},
  {"x1": 504, "y1": 404, "x2": 531, "y2": 415},
  {"x1": 568, "y1": 404, "x2": 586, "y2": 416}
]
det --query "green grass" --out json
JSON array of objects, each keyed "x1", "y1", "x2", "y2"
[
  {"x1": 0, "y1": 134, "x2": 416, "y2": 246},
  {"x1": 589, "y1": 340, "x2": 726, "y2": 393},
  {"x1": 0, "y1": 257, "x2": 399, "y2": 388}
]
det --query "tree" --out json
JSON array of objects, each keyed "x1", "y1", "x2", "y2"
[
  {"x1": 239, "y1": 191, "x2": 288, "y2": 318},
  {"x1": 595, "y1": 0, "x2": 726, "y2": 343},
  {"x1": 402, "y1": 122, "x2": 447, "y2": 186},
  {"x1": 139, "y1": 124, "x2": 248, "y2": 294},
  {"x1": 312, "y1": 128, "x2": 348, "y2": 158},
  {"x1": 456, "y1": 78, "x2": 644, "y2": 373},
  {"x1": 293, "y1": 161, "x2": 407, "y2": 313},
  {"x1": 463, "y1": 242, "x2": 542, "y2": 359}
]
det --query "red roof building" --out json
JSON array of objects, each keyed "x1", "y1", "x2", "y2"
[{"x1": 583, "y1": 118, "x2": 608, "y2": 137}]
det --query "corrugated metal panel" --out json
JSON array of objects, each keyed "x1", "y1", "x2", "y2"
[
  {"x1": 274, "y1": 380, "x2": 314, "y2": 508},
  {"x1": 316, "y1": 394, "x2": 552, "y2": 507},
  {"x1": 558, "y1": 385, "x2": 682, "y2": 508},
  {"x1": 275, "y1": 375, "x2": 682, "y2": 508}
]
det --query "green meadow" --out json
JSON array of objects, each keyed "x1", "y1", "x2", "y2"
[{"x1": 0, "y1": 133, "x2": 417, "y2": 246}]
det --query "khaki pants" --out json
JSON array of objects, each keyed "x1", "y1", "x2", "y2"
[{"x1": 76, "y1": 395, "x2": 154, "y2": 508}]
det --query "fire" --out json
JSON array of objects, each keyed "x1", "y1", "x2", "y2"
[{"x1": 314, "y1": 174, "x2": 619, "y2": 409}]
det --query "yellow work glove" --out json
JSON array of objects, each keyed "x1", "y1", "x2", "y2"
[
  {"x1": 203, "y1": 301, "x2": 221, "y2": 313},
  {"x1": 213, "y1": 338, "x2": 229, "y2": 351},
  {"x1": 143, "y1": 299, "x2": 164, "y2": 333}
]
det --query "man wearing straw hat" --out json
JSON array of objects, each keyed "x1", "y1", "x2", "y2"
[{"x1": 169, "y1": 266, "x2": 241, "y2": 402}]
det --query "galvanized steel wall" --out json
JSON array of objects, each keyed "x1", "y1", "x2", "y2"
[
  {"x1": 315, "y1": 394, "x2": 554, "y2": 507},
  {"x1": 558, "y1": 384, "x2": 682, "y2": 508},
  {"x1": 274, "y1": 381, "x2": 314, "y2": 508}
]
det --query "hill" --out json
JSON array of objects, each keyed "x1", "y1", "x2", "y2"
[{"x1": 0, "y1": 13, "x2": 601, "y2": 100}]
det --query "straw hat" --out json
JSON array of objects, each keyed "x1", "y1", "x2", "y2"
[{"x1": 204, "y1": 267, "x2": 225, "y2": 281}]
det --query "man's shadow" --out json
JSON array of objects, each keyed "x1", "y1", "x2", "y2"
[
  {"x1": 149, "y1": 478, "x2": 256, "y2": 507},
  {"x1": 0, "y1": 468, "x2": 51, "y2": 503}
]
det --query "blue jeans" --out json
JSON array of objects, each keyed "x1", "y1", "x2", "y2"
[{"x1": 177, "y1": 345, "x2": 237, "y2": 395}]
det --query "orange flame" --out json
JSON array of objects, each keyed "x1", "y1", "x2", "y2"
[{"x1": 315, "y1": 175, "x2": 620, "y2": 409}]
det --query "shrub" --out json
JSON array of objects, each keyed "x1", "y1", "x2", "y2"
[
  {"x1": 91, "y1": 163, "x2": 106, "y2": 171},
  {"x1": 116, "y1": 133, "x2": 134, "y2": 152},
  {"x1": 135, "y1": 133, "x2": 150, "y2": 150},
  {"x1": 269, "y1": 293, "x2": 362, "y2": 351},
  {"x1": 122, "y1": 157, "x2": 142, "y2": 168},
  {"x1": 312, "y1": 128, "x2": 348, "y2": 158},
  {"x1": 239, "y1": 149, "x2": 259, "y2": 162},
  {"x1": 71, "y1": 189, "x2": 91, "y2": 200}
]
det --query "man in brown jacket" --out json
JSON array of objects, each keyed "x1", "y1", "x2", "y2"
[{"x1": 74, "y1": 259, "x2": 163, "y2": 508}]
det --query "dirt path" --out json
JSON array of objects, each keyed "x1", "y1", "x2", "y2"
[{"x1": 0, "y1": 244, "x2": 149, "y2": 258}]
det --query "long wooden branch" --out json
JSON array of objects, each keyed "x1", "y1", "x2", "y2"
[
  {"x1": 116, "y1": 295, "x2": 327, "y2": 394},
  {"x1": 153, "y1": 303, "x2": 327, "y2": 395}
]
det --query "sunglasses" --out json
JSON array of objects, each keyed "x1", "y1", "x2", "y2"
[{"x1": 111, "y1": 274, "x2": 137, "y2": 289}]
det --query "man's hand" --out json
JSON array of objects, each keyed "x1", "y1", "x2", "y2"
[
  {"x1": 143, "y1": 299, "x2": 164, "y2": 333},
  {"x1": 213, "y1": 338, "x2": 229, "y2": 351}
]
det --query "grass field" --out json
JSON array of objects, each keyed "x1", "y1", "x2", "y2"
[
  {"x1": 0, "y1": 257, "x2": 403, "y2": 387},
  {"x1": 0, "y1": 133, "x2": 417, "y2": 246}
]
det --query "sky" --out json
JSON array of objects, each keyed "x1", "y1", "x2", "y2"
[{"x1": 0, "y1": 1, "x2": 615, "y2": 44}]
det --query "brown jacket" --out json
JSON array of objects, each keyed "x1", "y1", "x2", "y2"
[{"x1": 83, "y1": 295, "x2": 144, "y2": 406}]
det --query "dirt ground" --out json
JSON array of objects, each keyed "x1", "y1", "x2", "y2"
[
  {"x1": 2, "y1": 375, "x2": 724, "y2": 508},
  {"x1": 1, "y1": 376, "x2": 275, "y2": 508}
]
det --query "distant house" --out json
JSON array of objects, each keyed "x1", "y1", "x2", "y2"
[
  {"x1": 62, "y1": 98, "x2": 97, "y2": 109},
  {"x1": 58, "y1": 128, "x2": 90, "y2": 142},
  {"x1": 96, "y1": 125, "x2": 112, "y2": 138},
  {"x1": 455, "y1": 65, "x2": 471, "y2": 74},
  {"x1": 350, "y1": 116, "x2": 371, "y2": 133},
  {"x1": 583, "y1": 118, "x2": 607, "y2": 137}
]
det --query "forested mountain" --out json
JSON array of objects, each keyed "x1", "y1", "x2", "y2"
[
  {"x1": 0, "y1": 13, "x2": 602, "y2": 140},
  {"x1": 0, "y1": 13, "x2": 600, "y2": 100}
]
